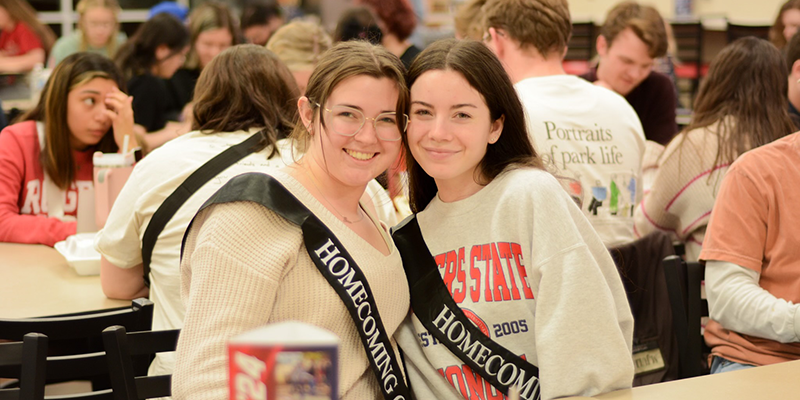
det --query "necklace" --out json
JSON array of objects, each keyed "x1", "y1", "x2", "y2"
[{"x1": 297, "y1": 165, "x2": 365, "y2": 224}]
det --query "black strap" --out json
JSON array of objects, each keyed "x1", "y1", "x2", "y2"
[
  {"x1": 392, "y1": 216, "x2": 542, "y2": 400},
  {"x1": 182, "y1": 173, "x2": 411, "y2": 400},
  {"x1": 141, "y1": 131, "x2": 262, "y2": 287}
]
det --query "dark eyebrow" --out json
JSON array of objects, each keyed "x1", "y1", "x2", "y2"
[
  {"x1": 411, "y1": 100, "x2": 477, "y2": 110},
  {"x1": 78, "y1": 90, "x2": 102, "y2": 95}
]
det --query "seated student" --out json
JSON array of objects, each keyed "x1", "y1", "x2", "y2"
[
  {"x1": 267, "y1": 20, "x2": 332, "y2": 95},
  {"x1": 700, "y1": 130, "x2": 800, "y2": 374},
  {"x1": 49, "y1": 0, "x2": 127, "y2": 68},
  {"x1": 240, "y1": 1, "x2": 283, "y2": 46},
  {"x1": 0, "y1": 0, "x2": 56, "y2": 74},
  {"x1": 785, "y1": 32, "x2": 800, "y2": 128},
  {"x1": 482, "y1": 0, "x2": 645, "y2": 247},
  {"x1": 96, "y1": 44, "x2": 299, "y2": 377},
  {"x1": 635, "y1": 38, "x2": 796, "y2": 261},
  {"x1": 770, "y1": 0, "x2": 800, "y2": 50},
  {"x1": 0, "y1": 52, "x2": 136, "y2": 246},
  {"x1": 581, "y1": 1, "x2": 678, "y2": 146},
  {"x1": 173, "y1": 40, "x2": 411, "y2": 400},
  {"x1": 393, "y1": 38, "x2": 633, "y2": 400},
  {"x1": 165, "y1": 2, "x2": 240, "y2": 116},
  {"x1": 114, "y1": 13, "x2": 190, "y2": 152},
  {"x1": 357, "y1": 0, "x2": 421, "y2": 69}
]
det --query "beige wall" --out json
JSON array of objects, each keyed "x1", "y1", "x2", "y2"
[{"x1": 569, "y1": 0, "x2": 785, "y2": 24}]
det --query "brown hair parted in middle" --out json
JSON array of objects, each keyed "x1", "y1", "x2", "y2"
[
  {"x1": 404, "y1": 38, "x2": 542, "y2": 212},
  {"x1": 191, "y1": 44, "x2": 300, "y2": 159},
  {"x1": 291, "y1": 40, "x2": 409, "y2": 153},
  {"x1": 21, "y1": 52, "x2": 125, "y2": 190},
  {"x1": 600, "y1": 1, "x2": 667, "y2": 59},
  {"x1": 481, "y1": 0, "x2": 572, "y2": 58},
  {"x1": 771, "y1": 0, "x2": 800, "y2": 49}
]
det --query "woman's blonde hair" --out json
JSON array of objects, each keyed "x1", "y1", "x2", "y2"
[
  {"x1": 184, "y1": 2, "x2": 241, "y2": 70},
  {"x1": 76, "y1": 0, "x2": 121, "y2": 55},
  {"x1": 0, "y1": 0, "x2": 56, "y2": 53},
  {"x1": 266, "y1": 20, "x2": 332, "y2": 72}
]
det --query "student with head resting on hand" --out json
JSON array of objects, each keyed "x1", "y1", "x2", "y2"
[
  {"x1": 114, "y1": 13, "x2": 190, "y2": 153},
  {"x1": 0, "y1": 52, "x2": 136, "y2": 246},
  {"x1": 0, "y1": 0, "x2": 56, "y2": 73},
  {"x1": 49, "y1": 0, "x2": 127, "y2": 68},
  {"x1": 172, "y1": 40, "x2": 411, "y2": 400},
  {"x1": 96, "y1": 44, "x2": 299, "y2": 378},
  {"x1": 391, "y1": 38, "x2": 634, "y2": 400},
  {"x1": 634, "y1": 38, "x2": 796, "y2": 262}
]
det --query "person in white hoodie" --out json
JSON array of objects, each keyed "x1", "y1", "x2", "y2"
[{"x1": 482, "y1": 0, "x2": 645, "y2": 247}]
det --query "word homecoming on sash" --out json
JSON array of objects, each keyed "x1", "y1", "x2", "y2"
[
  {"x1": 314, "y1": 239, "x2": 405, "y2": 400},
  {"x1": 433, "y1": 305, "x2": 540, "y2": 400}
]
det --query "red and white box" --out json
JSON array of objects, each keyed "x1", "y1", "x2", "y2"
[{"x1": 228, "y1": 321, "x2": 339, "y2": 400}]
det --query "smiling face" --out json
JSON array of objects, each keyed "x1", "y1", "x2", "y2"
[
  {"x1": 407, "y1": 69, "x2": 503, "y2": 201},
  {"x1": 81, "y1": 7, "x2": 116, "y2": 48},
  {"x1": 67, "y1": 77, "x2": 118, "y2": 150},
  {"x1": 195, "y1": 27, "x2": 233, "y2": 69},
  {"x1": 596, "y1": 27, "x2": 655, "y2": 96},
  {"x1": 302, "y1": 74, "x2": 402, "y2": 191}
]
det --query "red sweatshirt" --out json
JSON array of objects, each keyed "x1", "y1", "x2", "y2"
[{"x1": 0, "y1": 120, "x2": 94, "y2": 246}]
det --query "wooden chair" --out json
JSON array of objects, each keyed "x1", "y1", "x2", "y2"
[
  {"x1": 102, "y1": 327, "x2": 180, "y2": 400},
  {"x1": 0, "y1": 299, "x2": 154, "y2": 399},
  {"x1": 0, "y1": 333, "x2": 47, "y2": 400},
  {"x1": 662, "y1": 255, "x2": 709, "y2": 378}
]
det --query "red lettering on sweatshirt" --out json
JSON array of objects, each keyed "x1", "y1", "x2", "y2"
[{"x1": 436, "y1": 242, "x2": 534, "y2": 304}]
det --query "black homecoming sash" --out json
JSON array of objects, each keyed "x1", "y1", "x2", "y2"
[
  {"x1": 392, "y1": 216, "x2": 542, "y2": 400},
  {"x1": 182, "y1": 172, "x2": 411, "y2": 400}
]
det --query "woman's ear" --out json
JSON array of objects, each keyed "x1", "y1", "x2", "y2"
[
  {"x1": 297, "y1": 96, "x2": 315, "y2": 131},
  {"x1": 489, "y1": 115, "x2": 504, "y2": 144},
  {"x1": 155, "y1": 44, "x2": 170, "y2": 62}
]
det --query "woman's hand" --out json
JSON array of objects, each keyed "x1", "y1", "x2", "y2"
[{"x1": 104, "y1": 87, "x2": 138, "y2": 151}]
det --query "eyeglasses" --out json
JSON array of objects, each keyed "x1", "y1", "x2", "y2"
[{"x1": 316, "y1": 103, "x2": 407, "y2": 142}]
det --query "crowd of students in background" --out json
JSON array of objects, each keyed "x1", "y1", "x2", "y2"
[{"x1": 2, "y1": 0, "x2": 800, "y2": 398}]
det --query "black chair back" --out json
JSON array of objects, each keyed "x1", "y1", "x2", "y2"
[
  {"x1": 0, "y1": 333, "x2": 47, "y2": 400},
  {"x1": 663, "y1": 255, "x2": 710, "y2": 378},
  {"x1": 0, "y1": 299, "x2": 154, "y2": 398},
  {"x1": 102, "y1": 327, "x2": 180, "y2": 400},
  {"x1": 726, "y1": 22, "x2": 770, "y2": 43}
]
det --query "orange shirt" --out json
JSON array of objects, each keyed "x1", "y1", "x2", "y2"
[{"x1": 700, "y1": 131, "x2": 800, "y2": 366}]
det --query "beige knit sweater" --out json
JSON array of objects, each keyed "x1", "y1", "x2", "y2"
[
  {"x1": 633, "y1": 125, "x2": 730, "y2": 261},
  {"x1": 172, "y1": 170, "x2": 410, "y2": 400}
]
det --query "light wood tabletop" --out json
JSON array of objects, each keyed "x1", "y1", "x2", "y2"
[
  {"x1": 564, "y1": 359, "x2": 800, "y2": 400},
  {"x1": 0, "y1": 243, "x2": 128, "y2": 319}
]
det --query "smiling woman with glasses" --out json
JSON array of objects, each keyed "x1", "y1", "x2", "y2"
[
  {"x1": 173, "y1": 40, "x2": 413, "y2": 400},
  {"x1": 49, "y1": 0, "x2": 126, "y2": 68}
]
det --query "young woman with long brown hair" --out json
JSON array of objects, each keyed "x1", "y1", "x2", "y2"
[
  {"x1": 634, "y1": 37, "x2": 797, "y2": 261},
  {"x1": 0, "y1": 52, "x2": 135, "y2": 246}
]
